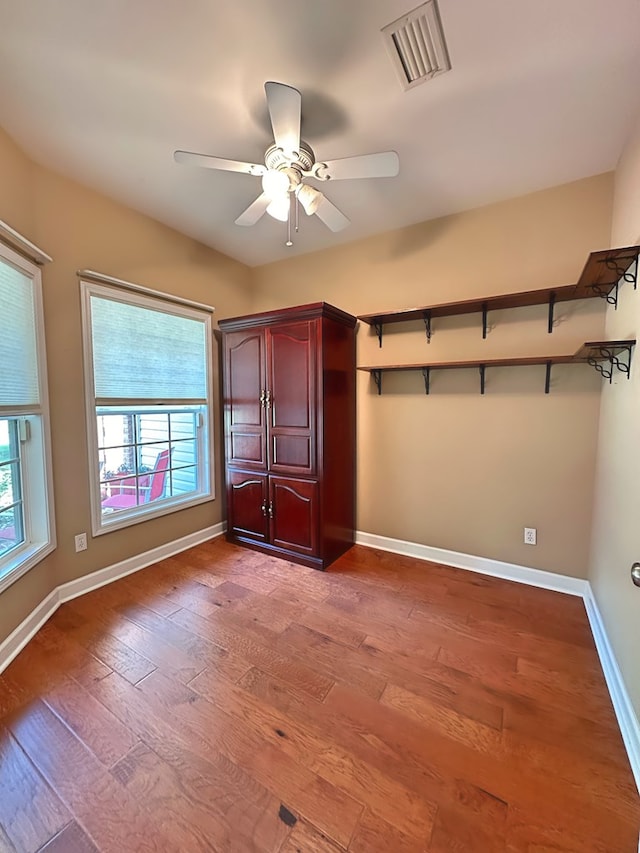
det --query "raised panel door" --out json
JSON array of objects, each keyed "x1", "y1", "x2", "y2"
[
  {"x1": 267, "y1": 321, "x2": 316, "y2": 476},
  {"x1": 269, "y1": 476, "x2": 319, "y2": 557},
  {"x1": 224, "y1": 330, "x2": 267, "y2": 470},
  {"x1": 227, "y1": 470, "x2": 268, "y2": 542}
]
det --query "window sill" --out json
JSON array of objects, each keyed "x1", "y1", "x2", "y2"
[
  {"x1": 0, "y1": 540, "x2": 56, "y2": 595},
  {"x1": 92, "y1": 492, "x2": 214, "y2": 537}
]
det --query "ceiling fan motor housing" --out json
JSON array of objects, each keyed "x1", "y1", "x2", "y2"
[{"x1": 265, "y1": 140, "x2": 315, "y2": 174}]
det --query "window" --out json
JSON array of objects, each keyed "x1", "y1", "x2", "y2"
[
  {"x1": 81, "y1": 278, "x2": 214, "y2": 535},
  {"x1": 0, "y1": 242, "x2": 55, "y2": 592}
]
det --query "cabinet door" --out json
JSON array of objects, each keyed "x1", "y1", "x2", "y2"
[
  {"x1": 227, "y1": 470, "x2": 268, "y2": 543},
  {"x1": 223, "y1": 329, "x2": 267, "y2": 470},
  {"x1": 267, "y1": 321, "x2": 316, "y2": 476},
  {"x1": 269, "y1": 476, "x2": 318, "y2": 557}
]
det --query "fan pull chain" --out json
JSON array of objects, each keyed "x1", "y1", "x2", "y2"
[{"x1": 286, "y1": 193, "x2": 293, "y2": 247}]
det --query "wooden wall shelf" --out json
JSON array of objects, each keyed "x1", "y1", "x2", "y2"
[
  {"x1": 358, "y1": 340, "x2": 636, "y2": 395},
  {"x1": 358, "y1": 246, "x2": 639, "y2": 346}
]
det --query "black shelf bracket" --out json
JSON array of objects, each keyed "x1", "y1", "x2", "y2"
[
  {"x1": 587, "y1": 344, "x2": 634, "y2": 383},
  {"x1": 373, "y1": 321, "x2": 383, "y2": 348},
  {"x1": 590, "y1": 253, "x2": 639, "y2": 308},
  {"x1": 589, "y1": 279, "x2": 620, "y2": 308},
  {"x1": 545, "y1": 360, "x2": 552, "y2": 394},
  {"x1": 372, "y1": 369, "x2": 382, "y2": 395},
  {"x1": 422, "y1": 367, "x2": 431, "y2": 395},
  {"x1": 482, "y1": 303, "x2": 488, "y2": 339},
  {"x1": 479, "y1": 364, "x2": 486, "y2": 395},
  {"x1": 548, "y1": 292, "x2": 556, "y2": 334},
  {"x1": 603, "y1": 254, "x2": 638, "y2": 291},
  {"x1": 423, "y1": 310, "x2": 432, "y2": 343}
]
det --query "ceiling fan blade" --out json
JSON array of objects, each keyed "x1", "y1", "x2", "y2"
[
  {"x1": 235, "y1": 193, "x2": 271, "y2": 227},
  {"x1": 264, "y1": 82, "x2": 301, "y2": 157},
  {"x1": 314, "y1": 196, "x2": 350, "y2": 233},
  {"x1": 316, "y1": 151, "x2": 400, "y2": 181},
  {"x1": 174, "y1": 150, "x2": 266, "y2": 176}
]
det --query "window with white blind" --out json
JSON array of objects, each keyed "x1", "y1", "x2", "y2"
[
  {"x1": 0, "y1": 241, "x2": 55, "y2": 592},
  {"x1": 80, "y1": 279, "x2": 214, "y2": 535}
]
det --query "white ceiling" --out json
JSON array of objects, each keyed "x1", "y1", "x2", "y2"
[{"x1": 1, "y1": 1, "x2": 639, "y2": 267}]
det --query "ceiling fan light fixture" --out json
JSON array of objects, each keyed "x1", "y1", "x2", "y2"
[
  {"x1": 296, "y1": 184, "x2": 323, "y2": 216},
  {"x1": 174, "y1": 82, "x2": 398, "y2": 241},
  {"x1": 262, "y1": 168, "x2": 290, "y2": 199},
  {"x1": 266, "y1": 195, "x2": 290, "y2": 222}
]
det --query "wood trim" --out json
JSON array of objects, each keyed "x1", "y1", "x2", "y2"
[
  {"x1": 358, "y1": 284, "x2": 580, "y2": 325},
  {"x1": 358, "y1": 339, "x2": 636, "y2": 374},
  {"x1": 219, "y1": 302, "x2": 357, "y2": 331},
  {"x1": 78, "y1": 269, "x2": 216, "y2": 313},
  {"x1": 358, "y1": 356, "x2": 576, "y2": 371},
  {"x1": 0, "y1": 219, "x2": 52, "y2": 265}
]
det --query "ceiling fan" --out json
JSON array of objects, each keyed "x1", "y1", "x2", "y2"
[{"x1": 174, "y1": 82, "x2": 399, "y2": 241}]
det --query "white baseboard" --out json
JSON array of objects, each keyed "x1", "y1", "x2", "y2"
[
  {"x1": 583, "y1": 590, "x2": 640, "y2": 794},
  {"x1": 356, "y1": 529, "x2": 640, "y2": 794},
  {"x1": 57, "y1": 523, "x2": 226, "y2": 604},
  {"x1": 355, "y1": 530, "x2": 589, "y2": 596},
  {"x1": 0, "y1": 589, "x2": 60, "y2": 680},
  {"x1": 0, "y1": 522, "x2": 225, "y2": 676}
]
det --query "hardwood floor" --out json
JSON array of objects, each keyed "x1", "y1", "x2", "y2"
[{"x1": 0, "y1": 539, "x2": 638, "y2": 852}]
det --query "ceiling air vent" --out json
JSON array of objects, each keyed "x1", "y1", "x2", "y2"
[{"x1": 382, "y1": 0, "x2": 451, "y2": 91}]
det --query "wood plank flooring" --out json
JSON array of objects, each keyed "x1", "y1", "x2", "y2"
[{"x1": 0, "y1": 539, "x2": 638, "y2": 852}]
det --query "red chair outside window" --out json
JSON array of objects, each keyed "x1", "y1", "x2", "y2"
[{"x1": 101, "y1": 449, "x2": 170, "y2": 511}]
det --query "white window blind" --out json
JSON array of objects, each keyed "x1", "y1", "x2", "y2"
[
  {"x1": 0, "y1": 260, "x2": 40, "y2": 406},
  {"x1": 90, "y1": 293, "x2": 208, "y2": 402}
]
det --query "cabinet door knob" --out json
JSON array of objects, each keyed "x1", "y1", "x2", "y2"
[
  {"x1": 259, "y1": 389, "x2": 266, "y2": 407},
  {"x1": 261, "y1": 501, "x2": 268, "y2": 516},
  {"x1": 632, "y1": 563, "x2": 640, "y2": 587},
  {"x1": 267, "y1": 502, "x2": 274, "y2": 518}
]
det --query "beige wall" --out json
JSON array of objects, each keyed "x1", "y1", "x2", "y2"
[
  {"x1": 0, "y1": 129, "x2": 35, "y2": 236},
  {"x1": 0, "y1": 122, "x2": 619, "y2": 653},
  {"x1": 589, "y1": 110, "x2": 640, "y2": 717},
  {"x1": 252, "y1": 175, "x2": 613, "y2": 577},
  {"x1": 0, "y1": 127, "x2": 253, "y2": 642}
]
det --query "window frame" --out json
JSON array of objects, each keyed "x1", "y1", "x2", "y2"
[
  {"x1": 0, "y1": 241, "x2": 56, "y2": 594},
  {"x1": 80, "y1": 278, "x2": 215, "y2": 537}
]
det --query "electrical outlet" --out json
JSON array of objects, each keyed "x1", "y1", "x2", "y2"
[
  {"x1": 74, "y1": 532, "x2": 88, "y2": 552},
  {"x1": 524, "y1": 527, "x2": 537, "y2": 546}
]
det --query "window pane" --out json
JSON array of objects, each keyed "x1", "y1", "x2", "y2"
[
  {"x1": 170, "y1": 411, "x2": 198, "y2": 437},
  {"x1": 97, "y1": 413, "x2": 136, "y2": 476},
  {"x1": 137, "y1": 412, "x2": 170, "y2": 447},
  {"x1": 0, "y1": 507, "x2": 22, "y2": 555},
  {"x1": 97, "y1": 406, "x2": 203, "y2": 520},
  {"x1": 167, "y1": 465, "x2": 197, "y2": 497},
  {"x1": 0, "y1": 419, "x2": 25, "y2": 555}
]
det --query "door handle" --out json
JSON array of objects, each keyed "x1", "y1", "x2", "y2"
[
  {"x1": 632, "y1": 562, "x2": 640, "y2": 587},
  {"x1": 261, "y1": 501, "x2": 268, "y2": 516},
  {"x1": 259, "y1": 389, "x2": 266, "y2": 407},
  {"x1": 267, "y1": 502, "x2": 274, "y2": 518}
]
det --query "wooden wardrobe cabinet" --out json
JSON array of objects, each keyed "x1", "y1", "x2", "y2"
[{"x1": 219, "y1": 302, "x2": 356, "y2": 570}]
